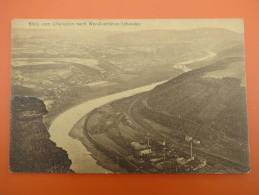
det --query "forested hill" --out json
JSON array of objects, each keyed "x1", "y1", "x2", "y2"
[{"x1": 144, "y1": 56, "x2": 249, "y2": 166}]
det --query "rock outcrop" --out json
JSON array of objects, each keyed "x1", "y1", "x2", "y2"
[{"x1": 10, "y1": 96, "x2": 73, "y2": 173}]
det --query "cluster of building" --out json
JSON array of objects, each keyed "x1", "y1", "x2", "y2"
[{"x1": 127, "y1": 135, "x2": 207, "y2": 173}]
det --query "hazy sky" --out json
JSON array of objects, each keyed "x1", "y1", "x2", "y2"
[{"x1": 12, "y1": 19, "x2": 244, "y2": 33}]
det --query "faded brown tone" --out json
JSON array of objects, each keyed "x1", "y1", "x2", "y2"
[{"x1": 10, "y1": 19, "x2": 249, "y2": 174}]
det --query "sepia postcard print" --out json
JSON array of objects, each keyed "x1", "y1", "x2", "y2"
[{"x1": 10, "y1": 19, "x2": 250, "y2": 174}]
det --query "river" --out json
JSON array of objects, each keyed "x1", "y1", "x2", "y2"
[
  {"x1": 48, "y1": 80, "x2": 167, "y2": 173},
  {"x1": 48, "y1": 52, "x2": 216, "y2": 173}
]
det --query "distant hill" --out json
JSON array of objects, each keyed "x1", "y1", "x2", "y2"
[{"x1": 107, "y1": 28, "x2": 243, "y2": 52}]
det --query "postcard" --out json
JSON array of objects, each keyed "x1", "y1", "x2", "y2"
[{"x1": 10, "y1": 19, "x2": 250, "y2": 173}]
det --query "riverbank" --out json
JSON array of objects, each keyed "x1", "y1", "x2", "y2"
[{"x1": 69, "y1": 116, "x2": 126, "y2": 173}]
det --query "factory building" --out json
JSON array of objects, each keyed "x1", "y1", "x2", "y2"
[{"x1": 130, "y1": 142, "x2": 152, "y2": 157}]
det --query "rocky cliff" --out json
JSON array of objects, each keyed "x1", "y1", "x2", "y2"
[{"x1": 10, "y1": 96, "x2": 73, "y2": 173}]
